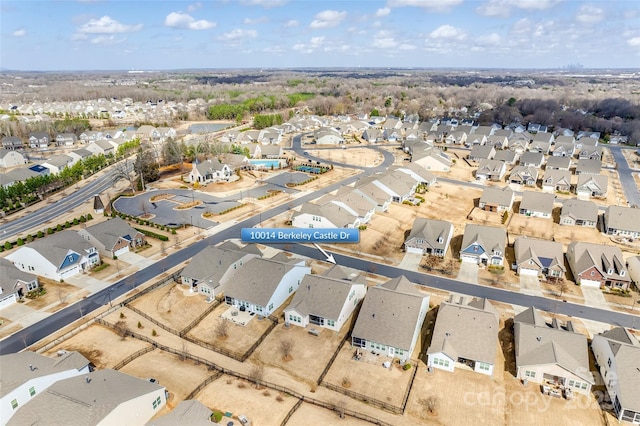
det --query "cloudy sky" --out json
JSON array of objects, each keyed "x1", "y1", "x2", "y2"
[{"x1": 2, "y1": 0, "x2": 639, "y2": 71}]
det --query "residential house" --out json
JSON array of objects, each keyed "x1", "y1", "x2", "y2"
[
  {"x1": 256, "y1": 145, "x2": 282, "y2": 159},
  {"x1": 509, "y1": 166, "x2": 539, "y2": 187},
  {"x1": 475, "y1": 159, "x2": 507, "y2": 181},
  {"x1": 314, "y1": 128, "x2": 344, "y2": 145},
  {"x1": 394, "y1": 163, "x2": 438, "y2": 188},
  {"x1": 382, "y1": 117, "x2": 403, "y2": 130},
  {"x1": 67, "y1": 148, "x2": 94, "y2": 164},
  {"x1": 468, "y1": 145, "x2": 496, "y2": 162},
  {"x1": 529, "y1": 141, "x2": 551, "y2": 154},
  {"x1": 28, "y1": 132, "x2": 50, "y2": 148},
  {"x1": 362, "y1": 128, "x2": 383, "y2": 143},
  {"x1": 514, "y1": 237, "x2": 566, "y2": 278},
  {"x1": 542, "y1": 170, "x2": 572, "y2": 193},
  {"x1": 284, "y1": 270, "x2": 367, "y2": 332},
  {"x1": 519, "y1": 191, "x2": 554, "y2": 218},
  {"x1": 78, "y1": 217, "x2": 145, "y2": 259},
  {"x1": 0, "y1": 258, "x2": 38, "y2": 309},
  {"x1": 591, "y1": 327, "x2": 640, "y2": 424},
  {"x1": 531, "y1": 131, "x2": 554, "y2": 147},
  {"x1": 552, "y1": 143, "x2": 576, "y2": 158},
  {"x1": 460, "y1": 224, "x2": 507, "y2": 266},
  {"x1": 528, "y1": 123, "x2": 548, "y2": 133},
  {"x1": 156, "y1": 127, "x2": 177, "y2": 141},
  {"x1": 566, "y1": 242, "x2": 631, "y2": 289},
  {"x1": 508, "y1": 137, "x2": 530, "y2": 153},
  {"x1": 292, "y1": 201, "x2": 360, "y2": 229},
  {"x1": 603, "y1": 206, "x2": 640, "y2": 239},
  {"x1": 8, "y1": 369, "x2": 167, "y2": 426},
  {"x1": 578, "y1": 131, "x2": 601, "y2": 140},
  {"x1": 180, "y1": 244, "x2": 259, "y2": 297},
  {"x1": 427, "y1": 297, "x2": 499, "y2": 376},
  {"x1": 486, "y1": 135, "x2": 508, "y2": 150},
  {"x1": 627, "y1": 256, "x2": 640, "y2": 288},
  {"x1": 608, "y1": 135, "x2": 629, "y2": 145},
  {"x1": 555, "y1": 135, "x2": 575, "y2": 145},
  {"x1": 444, "y1": 130, "x2": 468, "y2": 145},
  {"x1": 5, "y1": 231, "x2": 100, "y2": 281},
  {"x1": 411, "y1": 147, "x2": 452, "y2": 172},
  {"x1": 545, "y1": 156, "x2": 571, "y2": 171},
  {"x1": 493, "y1": 149, "x2": 518, "y2": 165},
  {"x1": 41, "y1": 154, "x2": 74, "y2": 174},
  {"x1": 224, "y1": 257, "x2": 310, "y2": 317},
  {"x1": 479, "y1": 186, "x2": 515, "y2": 212},
  {"x1": 317, "y1": 187, "x2": 377, "y2": 225},
  {"x1": 85, "y1": 140, "x2": 115, "y2": 156},
  {"x1": 560, "y1": 199, "x2": 598, "y2": 227},
  {"x1": 135, "y1": 125, "x2": 159, "y2": 141},
  {"x1": 404, "y1": 218, "x2": 454, "y2": 256},
  {"x1": 369, "y1": 171, "x2": 418, "y2": 203},
  {"x1": 575, "y1": 136, "x2": 599, "y2": 150},
  {"x1": 519, "y1": 151, "x2": 544, "y2": 168},
  {"x1": 0, "y1": 351, "x2": 91, "y2": 424},
  {"x1": 79, "y1": 130, "x2": 103, "y2": 143},
  {"x1": 514, "y1": 307, "x2": 594, "y2": 395},
  {"x1": 55, "y1": 133, "x2": 78, "y2": 146},
  {"x1": 0, "y1": 149, "x2": 27, "y2": 168},
  {"x1": 576, "y1": 174, "x2": 608, "y2": 199},
  {"x1": 187, "y1": 159, "x2": 233, "y2": 184},
  {"x1": 219, "y1": 153, "x2": 251, "y2": 170},
  {"x1": 473, "y1": 126, "x2": 495, "y2": 137},
  {"x1": 0, "y1": 166, "x2": 43, "y2": 189},
  {"x1": 351, "y1": 276, "x2": 429, "y2": 361},
  {"x1": 383, "y1": 128, "x2": 403, "y2": 143},
  {"x1": 578, "y1": 146, "x2": 603, "y2": 161},
  {"x1": 1, "y1": 136, "x2": 24, "y2": 150},
  {"x1": 149, "y1": 400, "x2": 213, "y2": 426},
  {"x1": 465, "y1": 133, "x2": 487, "y2": 147}
]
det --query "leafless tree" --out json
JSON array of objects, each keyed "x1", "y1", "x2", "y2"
[
  {"x1": 214, "y1": 320, "x2": 229, "y2": 340},
  {"x1": 248, "y1": 365, "x2": 265, "y2": 389},
  {"x1": 114, "y1": 320, "x2": 129, "y2": 340},
  {"x1": 419, "y1": 396, "x2": 440, "y2": 416},
  {"x1": 180, "y1": 340, "x2": 190, "y2": 361},
  {"x1": 279, "y1": 338, "x2": 294, "y2": 361},
  {"x1": 423, "y1": 255, "x2": 442, "y2": 271}
]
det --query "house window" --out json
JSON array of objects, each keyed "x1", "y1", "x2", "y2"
[
  {"x1": 607, "y1": 358, "x2": 612, "y2": 367},
  {"x1": 268, "y1": 303, "x2": 273, "y2": 311},
  {"x1": 27, "y1": 282, "x2": 38, "y2": 291},
  {"x1": 152, "y1": 396, "x2": 162, "y2": 409},
  {"x1": 525, "y1": 370, "x2": 536, "y2": 378},
  {"x1": 11, "y1": 399, "x2": 18, "y2": 409},
  {"x1": 326, "y1": 319, "x2": 335, "y2": 327},
  {"x1": 29, "y1": 386, "x2": 36, "y2": 397},
  {"x1": 289, "y1": 286, "x2": 293, "y2": 294},
  {"x1": 478, "y1": 363, "x2": 490, "y2": 371}
]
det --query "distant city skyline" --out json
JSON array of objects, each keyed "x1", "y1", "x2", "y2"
[{"x1": 1, "y1": 0, "x2": 639, "y2": 71}]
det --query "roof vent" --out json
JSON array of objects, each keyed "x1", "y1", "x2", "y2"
[
  {"x1": 85, "y1": 376, "x2": 91, "y2": 384},
  {"x1": 29, "y1": 364, "x2": 35, "y2": 371},
  {"x1": 536, "y1": 336, "x2": 542, "y2": 342}
]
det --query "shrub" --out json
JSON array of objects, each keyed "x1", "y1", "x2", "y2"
[
  {"x1": 403, "y1": 363, "x2": 412, "y2": 370},
  {"x1": 73, "y1": 218, "x2": 79, "y2": 225},
  {"x1": 65, "y1": 221, "x2": 71, "y2": 228},
  {"x1": 37, "y1": 231, "x2": 44, "y2": 238},
  {"x1": 16, "y1": 238, "x2": 24, "y2": 246},
  {"x1": 137, "y1": 321, "x2": 143, "y2": 329},
  {"x1": 56, "y1": 224, "x2": 63, "y2": 232},
  {"x1": 3, "y1": 241, "x2": 11, "y2": 250},
  {"x1": 171, "y1": 229, "x2": 176, "y2": 235},
  {"x1": 0, "y1": 246, "x2": 3, "y2": 253},
  {"x1": 87, "y1": 213, "x2": 93, "y2": 220},
  {"x1": 152, "y1": 329, "x2": 157, "y2": 336},
  {"x1": 26, "y1": 235, "x2": 34, "y2": 242},
  {"x1": 134, "y1": 228, "x2": 169, "y2": 241},
  {"x1": 212, "y1": 411, "x2": 224, "y2": 423},
  {"x1": 358, "y1": 225, "x2": 367, "y2": 230},
  {"x1": 47, "y1": 227, "x2": 54, "y2": 235},
  {"x1": 119, "y1": 312, "x2": 126, "y2": 319}
]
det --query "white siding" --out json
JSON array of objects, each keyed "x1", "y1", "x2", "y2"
[
  {"x1": 427, "y1": 352, "x2": 455, "y2": 372},
  {"x1": 262, "y1": 266, "x2": 310, "y2": 316},
  {"x1": 292, "y1": 213, "x2": 338, "y2": 229},
  {"x1": 97, "y1": 388, "x2": 166, "y2": 426}
]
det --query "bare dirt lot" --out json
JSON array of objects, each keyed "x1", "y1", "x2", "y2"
[
  {"x1": 196, "y1": 374, "x2": 298, "y2": 426},
  {"x1": 25, "y1": 277, "x2": 88, "y2": 312},
  {"x1": 0, "y1": 317, "x2": 22, "y2": 339},
  {"x1": 621, "y1": 148, "x2": 640, "y2": 170},
  {"x1": 286, "y1": 402, "x2": 372, "y2": 426},
  {"x1": 130, "y1": 282, "x2": 210, "y2": 332},
  {"x1": 507, "y1": 214, "x2": 554, "y2": 242},
  {"x1": 187, "y1": 302, "x2": 274, "y2": 357},
  {"x1": 43, "y1": 323, "x2": 151, "y2": 369},
  {"x1": 304, "y1": 147, "x2": 384, "y2": 168}
]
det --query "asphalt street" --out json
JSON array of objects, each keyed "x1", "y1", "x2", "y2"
[{"x1": 609, "y1": 145, "x2": 640, "y2": 207}]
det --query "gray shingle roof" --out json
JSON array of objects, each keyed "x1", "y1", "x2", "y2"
[
  {"x1": 427, "y1": 299, "x2": 499, "y2": 365},
  {"x1": 405, "y1": 218, "x2": 453, "y2": 251},
  {"x1": 226, "y1": 258, "x2": 307, "y2": 307},
  {"x1": 352, "y1": 276, "x2": 427, "y2": 350},
  {"x1": 0, "y1": 257, "x2": 37, "y2": 288},
  {"x1": 8, "y1": 369, "x2": 164, "y2": 426},
  {"x1": 567, "y1": 242, "x2": 630, "y2": 283},
  {"x1": 0, "y1": 351, "x2": 90, "y2": 398},
  {"x1": 286, "y1": 274, "x2": 361, "y2": 319},
  {"x1": 461, "y1": 224, "x2": 507, "y2": 256},
  {"x1": 148, "y1": 400, "x2": 213, "y2": 426},
  {"x1": 295, "y1": 202, "x2": 357, "y2": 228},
  {"x1": 604, "y1": 205, "x2": 640, "y2": 234},
  {"x1": 519, "y1": 191, "x2": 555, "y2": 214},
  {"x1": 514, "y1": 237, "x2": 565, "y2": 273},
  {"x1": 10, "y1": 231, "x2": 95, "y2": 267},
  {"x1": 560, "y1": 199, "x2": 598, "y2": 223},
  {"x1": 514, "y1": 308, "x2": 593, "y2": 384},
  {"x1": 575, "y1": 158, "x2": 602, "y2": 175},
  {"x1": 81, "y1": 217, "x2": 138, "y2": 251},
  {"x1": 181, "y1": 246, "x2": 257, "y2": 289},
  {"x1": 480, "y1": 186, "x2": 514, "y2": 207}
]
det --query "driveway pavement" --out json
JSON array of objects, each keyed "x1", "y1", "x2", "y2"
[
  {"x1": 519, "y1": 274, "x2": 543, "y2": 297},
  {"x1": 581, "y1": 286, "x2": 611, "y2": 310},
  {"x1": 457, "y1": 260, "x2": 479, "y2": 284},
  {"x1": 398, "y1": 252, "x2": 423, "y2": 271}
]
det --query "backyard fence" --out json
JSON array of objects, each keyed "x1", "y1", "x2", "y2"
[
  {"x1": 122, "y1": 269, "x2": 183, "y2": 306},
  {"x1": 125, "y1": 304, "x2": 181, "y2": 335},
  {"x1": 320, "y1": 381, "x2": 403, "y2": 415},
  {"x1": 112, "y1": 345, "x2": 156, "y2": 370},
  {"x1": 34, "y1": 317, "x2": 97, "y2": 354},
  {"x1": 184, "y1": 371, "x2": 223, "y2": 401},
  {"x1": 279, "y1": 399, "x2": 304, "y2": 426},
  {"x1": 178, "y1": 296, "x2": 223, "y2": 336}
]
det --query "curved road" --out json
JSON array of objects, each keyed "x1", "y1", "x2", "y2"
[{"x1": 609, "y1": 145, "x2": 640, "y2": 208}]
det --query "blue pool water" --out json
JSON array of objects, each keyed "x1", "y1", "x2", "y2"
[{"x1": 249, "y1": 159, "x2": 284, "y2": 169}]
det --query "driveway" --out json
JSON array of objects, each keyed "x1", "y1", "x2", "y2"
[
  {"x1": 581, "y1": 286, "x2": 610, "y2": 310},
  {"x1": 398, "y1": 252, "x2": 423, "y2": 271},
  {"x1": 519, "y1": 274, "x2": 543, "y2": 297},
  {"x1": 457, "y1": 260, "x2": 479, "y2": 284}
]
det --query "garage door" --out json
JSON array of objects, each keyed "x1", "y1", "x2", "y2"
[
  {"x1": 461, "y1": 255, "x2": 478, "y2": 263},
  {"x1": 580, "y1": 279, "x2": 601, "y2": 288},
  {"x1": 520, "y1": 268, "x2": 539, "y2": 276},
  {"x1": 60, "y1": 265, "x2": 80, "y2": 280},
  {"x1": 406, "y1": 247, "x2": 423, "y2": 255},
  {"x1": 114, "y1": 246, "x2": 130, "y2": 257}
]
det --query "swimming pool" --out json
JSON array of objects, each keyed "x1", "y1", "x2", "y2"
[{"x1": 249, "y1": 159, "x2": 284, "y2": 169}]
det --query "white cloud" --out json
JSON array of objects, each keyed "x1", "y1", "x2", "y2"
[
  {"x1": 244, "y1": 16, "x2": 268, "y2": 25},
  {"x1": 263, "y1": 45, "x2": 285, "y2": 54},
  {"x1": 240, "y1": 0, "x2": 288, "y2": 7},
  {"x1": 293, "y1": 36, "x2": 325, "y2": 53},
  {"x1": 187, "y1": 2, "x2": 202, "y2": 12},
  {"x1": 309, "y1": 10, "x2": 347, "y2": 29},
  {"x1": 284, "y1": 19, "x2": 299, "y2": 28},
  {"x1": 476, "y1": 0, "x2": 561, "y2": 17},
  {"x1": 627, "y1": 37, "x2": 640, "y2": 47},
  {"x1": 477, "y1": 33, "x2": 501, "y2": 45},
  {"x1": 429, "y1": 25, "x2": 466, "y2": 40},
  {"x1": 576, "y1": 5, "x2": 604, "y2": 24},
  {"x1": 165, "y1": 12, "x2": 216, "y2": 30},
  {"x1": 90, "y1": 35, "x2": 126, "y2": 45},
  {"x1": 77, "y1": 16, "x2": 143, "y2": 34},
  {"x1": 376, "y1": 7, "x2": 391, "y2": 17},
  {"x1": 398, "y1": 43, "x2": 416, "y2": 50},
  {"x1": 387, "y1": 0, "x2": 462, "y2": 12},
  {"x1": 373, "y1": 30, "x2": 399, "y2": 48},
  {"x1": 71, "y1": 33, "x2": 88, "y2": 41},
  {"x1": 12, "y1": 28, "x2": 26, "y2": 37},
  {"x1": 218, "y1": 28, "x2": 258, "y2": 41}
]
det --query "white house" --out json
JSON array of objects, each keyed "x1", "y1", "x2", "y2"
[
  {"x1": 187, "y1": 159, "x2": 233, "y2": 184},
  {"x1": 591, "y1": 327, "x2": 640, "y2": 424},
  {"x1": 427, "y1": 298, "x2": 499, "y2": 376},
  {"x1": 0, "y1": 351, "x2": 91, "y2": 425},
  {"x1": 0, "y1": 149, "x2": 27, "y2": 168},
  {"x1": 0, "y1": 258, "x2": 39, "y2": 309},
  {"x1": 8, "y1": 369, "x2": 166, "y2": 426},
  {"x1": 224, "y1": 257, "x2": 310, "y2": 317},
  {"x1": 6, "y1": 231, "x2": 101, "y2": 281},
  {"x1": 351, "y1": 276, "x2": 429, "y2": 361},
  {"x1": 292, "y1": 202, "x2": 361, "y2": 229},
  {"x1": 284, "y1": 268, "x2": 367, "y2": 332}
]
